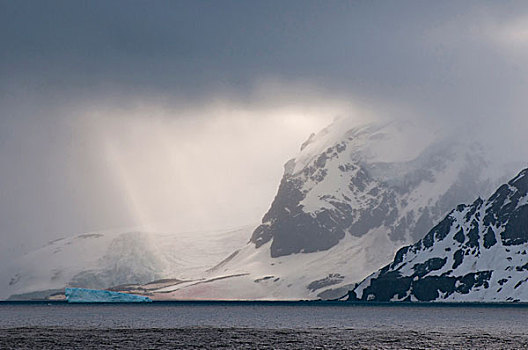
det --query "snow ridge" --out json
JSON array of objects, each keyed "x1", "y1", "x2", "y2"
[{"x1": 348, "y1": 168, "x2": 528, "y2": 302}]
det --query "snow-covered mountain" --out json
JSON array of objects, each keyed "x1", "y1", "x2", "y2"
[
  {"x1": 5, "y1": 117, "x2": 522, "y2": 302},
  {"x1": 0, "y1": 226, "x2": 252, "y2": 300},
  {"x1": 348, "y1": 168, "x2": 528, "y2": 302},
  {"x1": 142, "y1": 118, "x2": 517, "y2": 300}
]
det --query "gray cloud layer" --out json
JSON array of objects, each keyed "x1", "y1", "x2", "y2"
[{"x1": 1, "y1": 1, "x2": 528, "y2": 257}]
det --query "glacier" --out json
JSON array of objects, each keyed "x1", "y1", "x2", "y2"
[
  {"x1": 1, "y1": 226, "x2": 252, "y2": 300},
  {"x1": 65, "y1": 288, "x2": 152, "y2": 303}
]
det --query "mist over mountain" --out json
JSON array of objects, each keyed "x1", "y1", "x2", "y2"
[
  {"x1": 2, "y1": 114, "x2": 526, "y2": 301},
  {"x1": 2, "y1": 2, "x2": 528, "y2": 302},
  {"x1": 128, "y1": 118, "x2": 523, "y2": 301},
  {"x1": 3, "y1": 1, "x2": 528, "y2": 263}
]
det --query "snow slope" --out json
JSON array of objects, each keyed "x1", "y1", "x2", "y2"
[
  {"x1": 348, "y1": 168, "x2": 528, "y2": 302},
  {"x1": 1, "y1": 226, "x2": 252, "y2": 300},
  {"x1": 141, "y1": 118, "x2": 517, "y2": 300}
]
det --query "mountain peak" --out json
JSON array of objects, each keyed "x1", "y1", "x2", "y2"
[
  {"x1": 250, "y1": 118, "x2": 506, "y2": 258},
  {"x1": 509, "y1": 167, "x2": 528, "y2": 193}
]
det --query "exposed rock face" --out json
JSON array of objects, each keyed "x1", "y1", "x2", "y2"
[
  {"x1": 348, "y1": 168, "x2": 528, "y2": 302},
  {"x1": 251, "y1": 120, "x2": 504, "y2": 258}
]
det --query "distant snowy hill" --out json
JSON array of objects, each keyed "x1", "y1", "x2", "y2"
[
  {"x1": 0, "y1": 226, "x2": 252, "y2": 300},
  {"x1": 348, "y1": 168, "x2": 528, "y2": 302},
  {"x1": 141, "y1": 118, "x2": 517, "y2": 300}
]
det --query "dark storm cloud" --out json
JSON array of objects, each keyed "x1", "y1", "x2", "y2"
[{"x1": 1, "y1": 0, "x2": 524, "y2": 107}]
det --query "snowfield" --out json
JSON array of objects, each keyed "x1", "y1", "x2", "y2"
[{"x1": 0, "y1": 226, "x2": 252, "y2": 300}]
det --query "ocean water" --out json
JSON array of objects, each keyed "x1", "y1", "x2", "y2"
[{"x1": 1, "y1": 301, "x2": 528, "y2": 349}]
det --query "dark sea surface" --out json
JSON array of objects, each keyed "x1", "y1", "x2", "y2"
[{"x1": 1, "y1": 301, "x2": 528, "y2": 349}]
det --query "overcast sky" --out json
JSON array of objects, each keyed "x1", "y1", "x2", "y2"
[{"x1": 1, "y1": 1, "x2": 528, "y2": 258}]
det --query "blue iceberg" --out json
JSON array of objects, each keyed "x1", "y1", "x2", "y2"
[{"x1": 65, "y1": 288, "x2": 152, "y2": 303}]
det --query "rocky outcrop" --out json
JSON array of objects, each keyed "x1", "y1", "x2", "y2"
[{"x1": 348, "y1": 168, "x2": 528, "y2": 302}]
